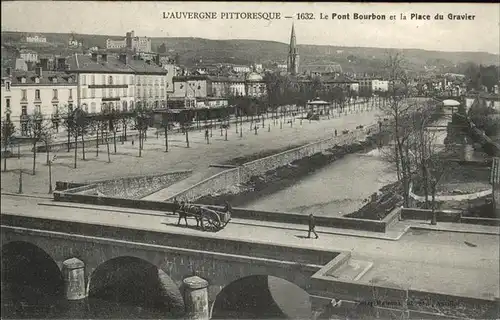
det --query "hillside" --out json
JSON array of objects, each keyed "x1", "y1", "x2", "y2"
[{"x1": 2, "y1": 31, "x2": 499, "y2": 73}]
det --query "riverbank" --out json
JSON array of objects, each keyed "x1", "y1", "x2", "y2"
[{"x1": 194, "y1": 130, "x2": 392, "y2": 209}]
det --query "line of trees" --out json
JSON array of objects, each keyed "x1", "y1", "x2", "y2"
[{"x1": 381, "y1": 53, "x2": 450, "y2": 222}]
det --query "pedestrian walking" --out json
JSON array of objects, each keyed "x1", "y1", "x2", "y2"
[
  {"x1": 205, "y1": 129, "x2": 209, "y2": 143},
  {"x1": 308, "y1": 213, "x2": 319, "y2": 239},
  {"x1": 334, "y1": 129, "x2": 337, "y2": 137}
]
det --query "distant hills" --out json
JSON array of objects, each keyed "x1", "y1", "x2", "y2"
[{"x1": 2, "y1": 31, "x2": 499, "y2": 74}]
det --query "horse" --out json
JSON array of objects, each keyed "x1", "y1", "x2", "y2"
[{"x1": 176, "y1": 202, "x2": 202, "y2": 228}]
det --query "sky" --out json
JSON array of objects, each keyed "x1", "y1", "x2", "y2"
[{"x1": 2, "y1": 1, "x2": 499, "y2": 54}]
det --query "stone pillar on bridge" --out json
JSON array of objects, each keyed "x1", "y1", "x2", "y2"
[
  {"x1": 183, "y1": 276, "x2": 209, "y2": 320},
  {"x1": 63, "y1": 257, "x2": 86, "y2": 300},
  {"x1": 61, "y1": 258, "x2": 87, "y2": 318}
]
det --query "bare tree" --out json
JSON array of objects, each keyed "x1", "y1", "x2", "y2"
[
  {"x1": 1, "y1": 119, "x2": 16, "y2": 172},
  {"x1": 379, "y1": 52, "x2": 417, "y2": 206},
  {"x1": 26, "y1": 111, "x2": 50, "y2": 175}
]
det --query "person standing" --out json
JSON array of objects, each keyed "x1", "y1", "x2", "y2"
[{"x1": 308, "y1": 213, "x2": 319, "y2": 239}]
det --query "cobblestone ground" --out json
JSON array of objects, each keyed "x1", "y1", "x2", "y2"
[{"x1": 1, "y1": 106, "x2": 380, "y2": 195}]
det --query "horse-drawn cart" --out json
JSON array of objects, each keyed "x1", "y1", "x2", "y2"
[{"x1": 176, "y1": 203, "x2": 231, "y2": 231}]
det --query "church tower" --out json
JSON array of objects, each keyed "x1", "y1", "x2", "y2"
[{"x1": 287, "y1": 24, "x2": 300, "y2": 75}]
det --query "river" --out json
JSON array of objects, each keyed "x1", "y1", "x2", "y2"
[
  {"x1": 242, "y1": 115, "x2": 486, "y2": 217},
  {"x1": 243, "y1": 149, "x2": 398, "y2": 217}
]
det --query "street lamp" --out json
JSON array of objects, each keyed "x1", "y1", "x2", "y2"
[{"x1": 48, "y1": 154, "x2": 57, "y2": 194}]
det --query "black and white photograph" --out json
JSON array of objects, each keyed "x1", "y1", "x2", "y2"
[{"x1": 1, "y1": 1, "x2": 499, "y2": 319}]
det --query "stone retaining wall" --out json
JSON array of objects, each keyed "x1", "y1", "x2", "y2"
[
  {"x1": 56, "y1": 170, "x2": 192, "y2": 199},
  {"x1": 169, "y1": 125, "x2": 375, "y2": 202}
]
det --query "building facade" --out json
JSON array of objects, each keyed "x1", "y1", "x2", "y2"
[
  {"x1": 67, "y1": 52, "x2": 167, "y2": 113},
  {"x1": 105, "y1": 31, "x2": 151, "y2": 53},
  {"x1": 1, "y1": 67, "x2": 77, "y2": 134},
  {"x1": 19, "y1": 50, "x2": 38, "y2": 63},
  {"x1": 25, "y1": 35, "x2": 47, "y2": 43}
]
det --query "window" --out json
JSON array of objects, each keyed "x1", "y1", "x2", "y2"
[
  {"x1": 129, "y1": 76, "x2": 133, "y2": 84},
  {"x1": 123, "y1": 75, "x2": 127, "y2": 85},
  {"x1": 108, "y1": 76, "x2": 113, "y2": 85},
  {"x1": 109, "y1": 88, "x2": 113, "y2": 97},
  {"x1": 6, "y1": 98, "x2": 11, "y2": 110},
  {"x1": 82, "y1": 103, "x2": 88, "y2": 112},
  {"x1": 91, "y1": 88, "x2": 95, "y2": 98},
  {"x1": 137, "y1": 76, "x2": 141, "y2": 85},
  {"x1": 52, "y1": 89, "x2": 58, "y2": 100},
  {"x1": 21, "y1": 106, "x2": 27, "y2": 116},
  {"x1": 123, "y1": 87, "x2": 127, "y2": 96},
  {"x1": 69, "y1": 89, "x2": 73, "y2": 99},
  {"x1": 35, "y1": 105, "x2": 41, "y2": 114},
  {"x1": 5, "y1": 81, "x2": 11, "y2": 91},
  {"x1": 91, "y1": 75, "x2": 95, "y2": 85},
  {"x1": 21, "y1": 89, "x2": 27, "y2": 100},
  {"x1": 52, "y1": 104, "x2": 58, "y2": 114},
  {"x1": 81, "y1": 75, "x2": 86, "y2": 85},
  {"x1": 35, "y1": 89, "x2": 41, "y2": 100},
  {"x1": 35, "y1": 77, "x2": 40, "y2": 84},
  {"x1": 129, "y1": 87, "x2": 134, "y2": 97},
  {"x1": 102, "y1": 88, "x2": 107, "y2": 98},
  {"x1": 82, "y1": 88, "x2": 87, "y2": 98},
  {"x1": 102, "y1": 75, "x2": 106, "y2": 84},
  {"x1": 91, "y1": 102, "x2": 96, "y2": 113}
]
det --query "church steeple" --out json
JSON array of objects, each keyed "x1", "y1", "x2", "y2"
[{"x1": 287, "y1": 23, "x2": 299, "y2": 75}]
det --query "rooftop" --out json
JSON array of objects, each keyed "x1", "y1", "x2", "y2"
[
  {"x1": 66, "y1": 53, "x2": 166, "y2": 74},
  {"x1": 2, "y1": 69, "x2": 75, "y2": 86}
]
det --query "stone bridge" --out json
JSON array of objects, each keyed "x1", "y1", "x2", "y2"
[{"x1": 0, "y1": 214, "x2": 345, "y2": 319}]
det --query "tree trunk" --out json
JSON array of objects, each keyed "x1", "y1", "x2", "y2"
[
  {"x1": 164, "y1": 126, "x2": 168, "y2": 152},
  {"x1": 45, "y1": 143, "x2": 49, "y2": 165},
  {"x1": 113, "y1": 130, "x2": 117, "y2": 153},
  {"x1": 185, "y1": 127, "x2": 190, "y2": 148},
  {"x1": 67, "y1": 130, "x2": 71, "y2": 152},
  {"x1": 32, "y1": 141, "x2": 37, "y2": 175},
  {"x1": 96, "y1": 127, "x2": 99, "y2": 157},
  {"x1": 138, "y1": 129, "x2": 142, "y2": 157},
  {"x1": 106, "y1": 130, "x2": 111, "y2": 163},
  {"x1": 4, "y1": 138, "x2": 8, "y2": 172},
  {"x1": 81, "y1": 134, "x2": 86, "y2": 160},
  {"x1": 74, "y1": 131, "x2": 78, "y2": 169}
]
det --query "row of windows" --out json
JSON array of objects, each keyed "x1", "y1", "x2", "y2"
[
  {"x1": 80, "y1": 75, "x2": 166, "y2": 86},
  {"x1": 21, "y1": 89, "x2": 71, "y2": 100}
]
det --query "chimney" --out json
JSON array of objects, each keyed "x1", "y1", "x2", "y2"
[
  {"x1": 91, "y1": 52, "x2": 98, "y2": 62},
  {"x1": 6, "y1": 67, "x2": 12, "y2": 76},
  {"x1": 101, "y1": 53, "x2": 108, "y2": 62},
  {"x1": 35, "y1": 67, "x2": 42, "y2": 77},
  {"x1": 119, "y1": 53, "x2": 128, "y2": 65},
  {"x1": 155, "y1": 54, "x2": 161, "y2": 66},
  {"x1": 40, "y1": 58, "x2": 49, "y2": 71}
]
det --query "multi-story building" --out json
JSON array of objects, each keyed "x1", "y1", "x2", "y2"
[
  {"x1": 1, "y1": 67, "x2": 77, "y2": 134},
  {"x1": 245, "y1": 72, "x2": 267, "y2": 97},
  {"x1": 105, "y1": 31, "x2": 151, "y2": 53},
  {"x1": 19, "y1": 50, "x2": 38, "y2": 63},
  {"x1": 372, "y1": 79, "x2": 389, "y2": 92},
  {"x1": 25, "y1": 34, "x2": 47, "y2": 43},
  {"x1": 66, "y1": 52, "x2": 167, "y2": 113},
  {"x1": 232, "y1": 65, "x2": 251, "y2": 74},
  {"x1": 172, "y1": 75, "x2": 211, "y2": 99}
]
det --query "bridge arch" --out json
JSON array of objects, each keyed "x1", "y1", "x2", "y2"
[
  {"x1": 211, "y1": 274, "x2": 311, "y2": 319},
  {"x1": 1, "y1": 241, "x2": 65, "y2": 317},
  {"x1": 87, "y1": 255, "x2": 185, "y2": 318}
]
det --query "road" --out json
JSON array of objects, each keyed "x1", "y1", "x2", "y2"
[{"x1": 1, "y1": 194, "x2": 498, "y2": 301}]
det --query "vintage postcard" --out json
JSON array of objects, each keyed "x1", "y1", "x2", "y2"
[{"x1": 1, "y1": 1, "x2": 499, "y2": 319}]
